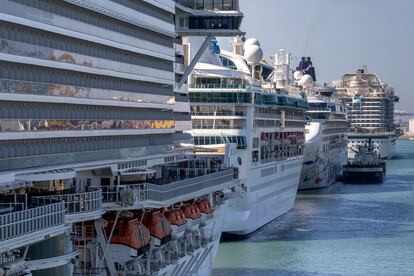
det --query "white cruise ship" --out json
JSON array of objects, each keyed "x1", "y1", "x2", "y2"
[
  {"x1": 335, "y1": 67, "x2": 400, "y2": 159},
  {"x1": 0, "y1": 1, "x2": 243, "y2": 275},
  {"x1": 186, "y1": 38, "x2": 307, "y2": 236},
  {"x1": 293, "y1": 58, "x2": 348, "y2": 190}
]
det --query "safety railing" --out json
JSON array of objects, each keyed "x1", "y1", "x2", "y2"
[
  {"x1": 175, "y1": 0, "x2": 239, "y2": 11},
  {"x1": 189, "y1": 84, "x2": 246, "y2": 89},
  {"x1": 192, "y1": 125, "x2": 244, "y2": 129},
  {"x1": 32, "y1": 189, "x2": 102, "y2": 216},
  {"x1": 191, "y1": 111, "x2": 246, "y2": 117},
  {"x1": 102, "y1": 169, "x2": 235, "y2": 206},
  {"x1": 0, "y1": 202, "x2": 65, "y2": 243}
]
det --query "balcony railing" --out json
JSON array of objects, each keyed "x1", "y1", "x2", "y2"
[
  {"x1": 189, "y1": 84, "x2": 246, "y2": 89},
  {"x1": 102, "y1": 168, "x2": 235, "y2": 206},
  {"x1": 191, "y1": 111, "x2": 246, "y2": 117},
  {"x1": 192, "y1": 125, "x2": 244, "y2": 129},
  {"x1": 32, "y1": 189, "x2": 102, "y2": 216},
  {"x1": 0, "y1": 202, "x2": 65, "y2": 243}
]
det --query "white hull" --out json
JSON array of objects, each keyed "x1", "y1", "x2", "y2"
[
  {"x1": 348, "y1": 135, "x2": 396, "y2": 159},
  {"x1": 299, "y1": 122, "x2": 348, "y2": 190},
  {"x1": 223, "y1": 157, "x2": 303, "y2": 236}
]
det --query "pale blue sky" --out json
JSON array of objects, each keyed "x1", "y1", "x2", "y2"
[{"x1": 231, "y1": 0, "x2": 414, "y2": 111}]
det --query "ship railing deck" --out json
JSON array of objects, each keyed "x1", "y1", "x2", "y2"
[
  {"x1": 102, "y1": 168, "x2": 237, "y2": 209},
  {"x1": 0, "y1": 202, "x2": 67, "y2": 253},
  {"x1": 175, "y1": 0, "x2": 240, "y2": 11},
  {"x1": 189, "y1": 84, "x2": 246, "y2": 89},
  {"x1": 32, "y1": 188, "x2": 104, "y2": 223}
]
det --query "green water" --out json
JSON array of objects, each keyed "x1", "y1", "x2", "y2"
[{"x1": 214, "y1": 140, "x2": 414, "y2": 276}]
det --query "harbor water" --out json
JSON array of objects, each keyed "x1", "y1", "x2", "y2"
[{"x1": 214, "y1": 140, "x2": 414, "y2": 276}]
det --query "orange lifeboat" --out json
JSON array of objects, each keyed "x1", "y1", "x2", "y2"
[
  {"x1": 165, "y1": 208, "x2": 187, "y2": 239},
  {"x1": 107, "y1": 218, "x2": 151, "y2": 256},
  {"x1": 181, "y1": 203, "x2": 202, "y2": 232},
  {"x1": 195, "y1": 199, "x2": 214, "y2": 214},
  {"x1": 181, "y1": 204, "x2": 201, "y2": 220},
  {"x1": 143, "y1": 211, "x2": 172, "y2": 246},
  {"x1": 165, "y1": 209, "x2": 186, "y2": 226}
]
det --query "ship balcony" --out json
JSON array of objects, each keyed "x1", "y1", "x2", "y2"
[
  {"x1": 32, "y1": 188, "x2": 104, "y2": 223},
  {"x1": 102, "y1": 168, "x2": 237, "y2": 209},
  {"x1": 0, "y1": 202, "x2": 67, "y2": 253}
]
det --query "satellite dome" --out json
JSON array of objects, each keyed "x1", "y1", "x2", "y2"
[
  {"x1": 244, "y1": 38, "x2": 261, "y2": 48},
  {"x1": 244, "y1": 45, "x2": 263, "y2": 65},
  {"x1": 299, "y1": 74, "x2": 314, "y2": 87},
  {"x1": 294, "y1": 71, "x2": 303, "y2": 80}
]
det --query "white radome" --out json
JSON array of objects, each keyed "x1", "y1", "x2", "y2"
[
  {"x1": 244, "y1": 45, "x2": 263, "y2": 65},
  {"x1": 294, "y1": 71, "x2": 303, "y2": 80},
  {"x1": 244, "y1": 38, "x2": 260, "y2": 48},
  {"x1": 300, "y1": 74, "x2": 314, "y2": 87}
]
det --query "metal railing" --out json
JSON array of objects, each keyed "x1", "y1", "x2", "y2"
[
  {"x1": 192, "y1": 125, "x2": 244, "y2": 129},
  {"x1": 102, "y1": 169, "x2": 235, "y2": 206},
  {"x1": 191, "y1": 111, "x2": 246, "y2": 117},
  {"x1": 0, "y1": 202, "x2": 65, "y2": 242},
  {"x1": 189, "y1": 84, "x2": 246, "y2": 89},
  {"x1": 32, "y1": 189, "x2": 102, "y2": 215},
  {"x1": 175, "y1": 0, "x2": 239, "y2": 11}
]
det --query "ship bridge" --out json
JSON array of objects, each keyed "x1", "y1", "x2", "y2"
[
  {"x1": 175, "y1": 0, "x2": 243, "y2": 36},
  {"x1": 174, "y1": 0, "x2": 244, "y2": 88}
]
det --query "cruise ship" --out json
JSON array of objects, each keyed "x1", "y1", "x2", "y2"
[
  {"x1": 0, "y1": 1, "x2": 242, "y2": 275},
  {"x1": 295, "y1": 58, "x2": 348, "y2": 190},
  {"x1": 186, "y1": 39, "x2": 308, "y2": 236},
  {"x1": 335, "y1": 66, "x2": 400, "y2": 159}
]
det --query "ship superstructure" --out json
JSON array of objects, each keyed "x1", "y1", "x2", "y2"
[
  {"x1": 187, "y1": 38, "x2": 307, "y2": 236},
  {"x1": 0, "y1": 1, "x2": 242, "y2": 275},
  {"x1": 294, "y1": 57, "x2": 348, "y2": 190},
  {"x1": 335, "y1": 67, "x2": 400, "y2": 159}
]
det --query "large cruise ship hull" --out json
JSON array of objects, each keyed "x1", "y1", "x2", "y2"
[
  {"x1": 348, "y1": 134, "x2": 397, "y2": 159},
  {"x1": 223, "y1": 157, "x2": 303, "y2": 236},
  {"x1": 299, "y1": 123, "x2": 348, "y2": 190}
]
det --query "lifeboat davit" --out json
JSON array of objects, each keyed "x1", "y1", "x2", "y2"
[
  {"x1": 165, "y1": 208, "x2": 187, "y2": 239},
  {"x1": 106, "y1": 217, "x2": 151, "y2": 262},
  {"x1": 181, "y1": 203, "x2": 201, "y2": 232},
  {"x1": 143, "y1": 211, "x2": 172, "y2": 246}
]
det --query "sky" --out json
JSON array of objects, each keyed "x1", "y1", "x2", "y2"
[{"x1": 227, "y1": 0, "x2": 414, "y2": 112}]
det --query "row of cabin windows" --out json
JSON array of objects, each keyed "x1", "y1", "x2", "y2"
[
  {"x1": 111, "y1": 0, "x2": 174, "y2": 23},
  {"x1": 0, "y1": 62, "x2": 173, "y2": 96},
  {"x1": 0, "y1": 101, "x2": 173, "y2": 120},
  {"x1": 0, "y1": 21, "x2": 173, "y2": 72},
  {"x1": 189, "y1": 92, "x2": 252, "y2": 103},
  {"x1": 188, "y1": 16, "x2": 242, "y2": 30},
  {"x1": 194, "y1": 136, "x2": 247, "y2": 149},
  {"x1": 8, "y1": 0, "x2": 172, "y2": 47},
  {"x1": 0, "y1": 135, "x2": 173, "y2": 159}
]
